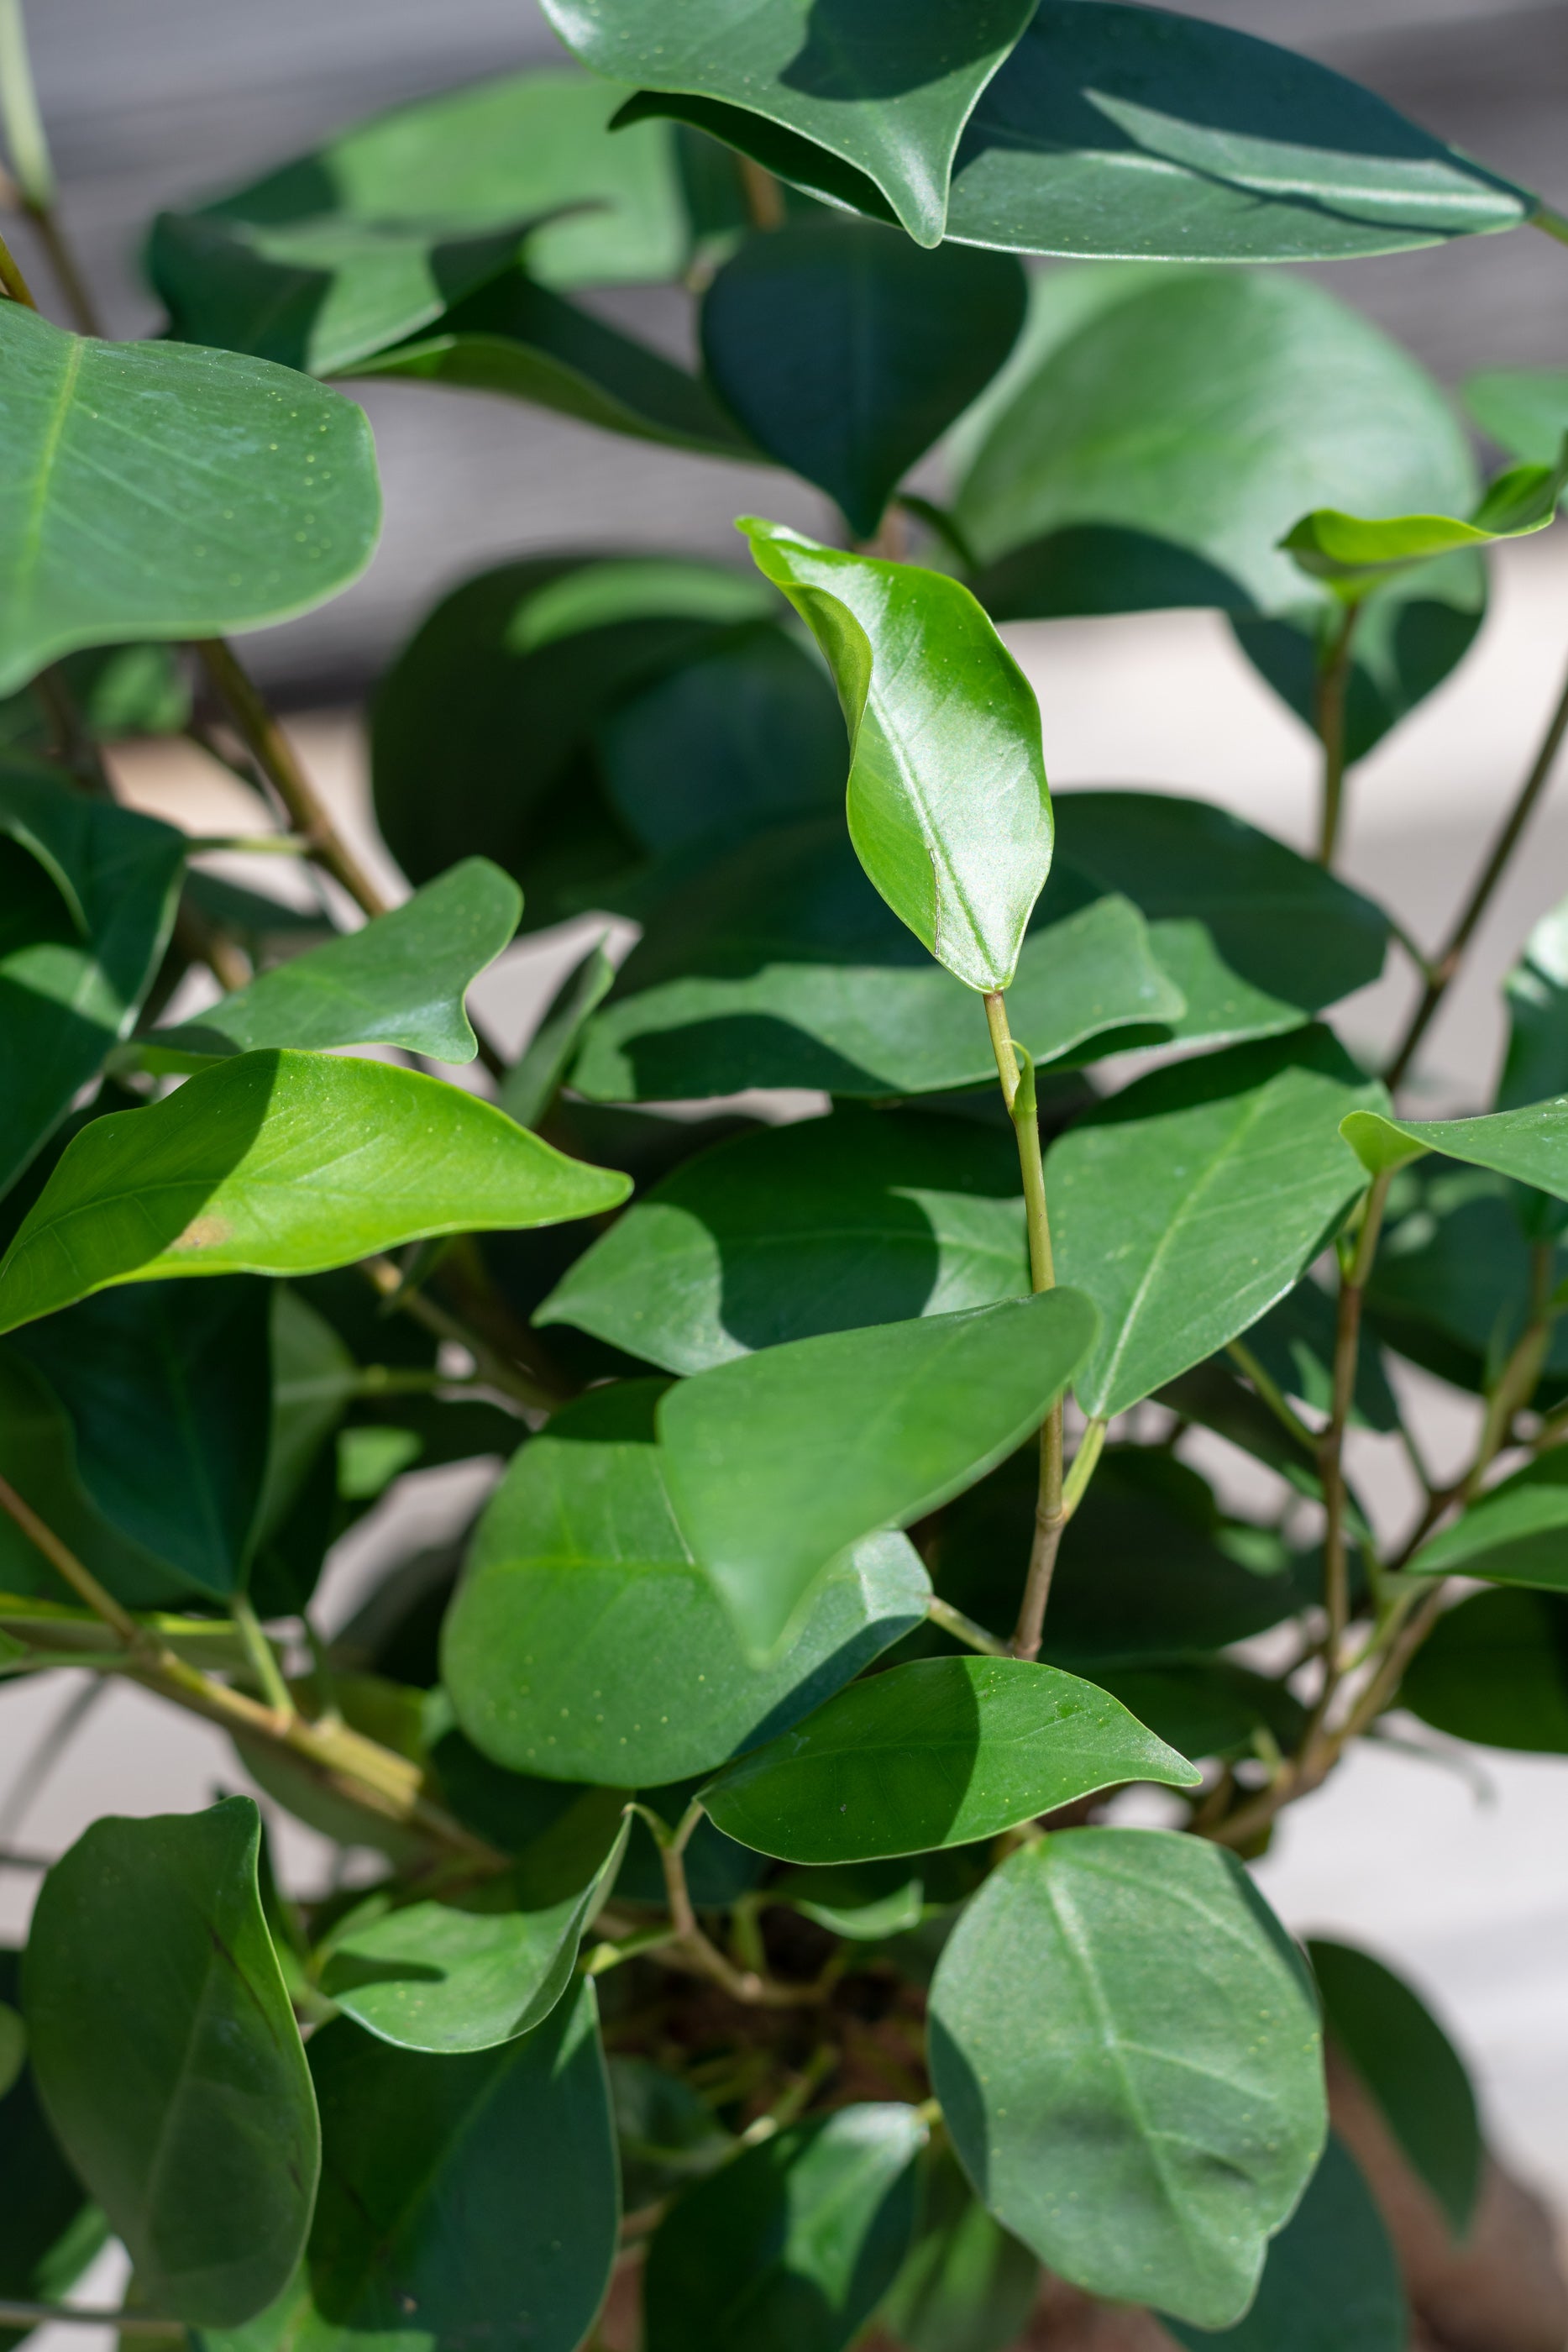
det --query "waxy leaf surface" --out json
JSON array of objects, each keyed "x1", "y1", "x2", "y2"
[
  {"x1": 1281, "y1": 443, "x2": 1567, "y2": 595},
  {"x1": 1343, "y1": 1100, "x2": 1568, "y2": 1198}
]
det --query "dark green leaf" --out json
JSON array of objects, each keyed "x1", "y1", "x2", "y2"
[
  {"x1": 741, "y1": 524, "x2": 1051, "y2": 992},
  {"x1": 610, "y1": 2057, "x2": 734, "y2": 2213},
  {"x1": 499, "y1": 937, "x2": 615, "y2": 1129},
  {"x1": 878, "y1": 2142, "x2": 1038, "y2": 2352},
  {"x1": 0, "y1": 1050, "x2": 629, "y2": 1335},
  {"x1": 1090, "y1": 1662, "x2": 1306, "y2": 1767},
  {"x1": 0, "y1": 763, "x2": 185, "y2": 1194},
  {"x1": 24, "y1": 1798, "x2": 317, "y2": 2329},
  {"x1": 0, "y1": 645, "x2": 191, "y2": 754},
  {"x1": 702, "y1": 223, "x2": 1023, "y2": 537},
  {"x1": 1502, "y1": 895, "x2": 1568, "y2": 1116},
  {"x1": 1408, "y1": 1448, "x2": 1568, "y2": 1590},
  {"x1": 928, "y1": 1827, "x2": 1325, "y2": 2328},
  {"x1": 0, "y1": 307, "x2": 380, "y2": 695},
  {"x1": 443, "y1": 1381, "x2": 930, "y2": 1784},
  {"x1": 1308, "y1": 1938, "x2": 1481, "y2": 2237},
  {"x1": 1366, "y1": 1162, "x2": 1568, "y2": 1398},
  {"x1": 1281, "y1": 443, "x2": 1567, "y2": 595},
  {"x1": 643, "y1": 2103, "x2": 926, "y2": 2352},
  {"x1": 1344, "y1": 1099, "x2": 1568, "y2": 1197},
  {"x1": 660, "y1": 1289, "x2": 1097, "y2": 1656},
  {"x1": 774, "y1": 1856, "x2": 962, "y2": 1942},
  {"x1": 1402, "y1": 1586, "x2": 1568, "y2": 1753},
  {"x1": 1231, "y1": 571, "x2": 1486, "y2": 767},
  {"x1": 0, "y1": 1950, "x2": 108, "y2": 2352},
  {"x1": 1052, "y1": 1030, "x2": 1383, "y2": 1419},
  {"x1": 1466, "y1": 368, "x2": 1568, "y2": 467}
]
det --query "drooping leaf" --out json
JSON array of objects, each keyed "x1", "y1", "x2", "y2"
[
  {"x1": 643, "y1": 2103, "x2": 926, "y2": 2352},
  {"x1": 1163, "y1": 2136, "x2": 1404, "y2": 2352},
  {"x1": 1308, "y1": 1938, "x2": 1481, "y2": 2237},
  {"x1": 0, "y1": 305, "x2": 380, "y2": 695},
  {"x1": 1466, "y1": 367, "x2": 1568, "y2": 468},
  {"x1": 0, "y1": 763, "x2": 185, "y2": 1194},
  {"x1": 928, "y1": 1827, "x2": 1325, "y2": 2328},
  {"x1": 499, "y1": 936, "x2": 616, "y2": 1130},
  {"x1": 306, "y1": 1977, "x2": 616, "y2": 2352},
  {"x1": 539, "y1": 1106, "x2": 1028, "y2": 1373},
  {"x1": 701, "y1": 223, "x2": 1024, "y2": 537},
  {"x1": 0, "y1": 1050, "x2": 630, "y2": 1335},
  {"x1": 24, "y1": 1798, "x2": 318, "y2": 2329},
  {"x1": 1051, "y1": 1030, "x2": 1383, "y2": 1420},
  {"x1": 701, "y1": 1656, "x2": 1198, "y2": 1862},
  {"x1": 878, "y1": 2141, "x2": 1039, "y2": 2352},
  {"x1": 1280, "y1": 441, "x2": 1567, "y2": 596},
  {"x1": 1406, "y1": 1448, "x2": 1568, "y2": 1591},
  {"x1": 660, "y1": 1288, "x2": 1097, "y2": 1656},
  {"x1": 443, "y1": 1382, "x2": 930, "y2": 1785},
  {"x1": 1343, "y1": 1100, "x2": 1568, "y2": 1197},
  {"x1": 740, "y1": 522, "x2": 1052, "y2": 993},
  {"x1": 0, "y1": 1950, "x2": 108, "y2": 2352},
  {"x1": 1402, "y1": 1586, "x2": 1568, "y2": 1754}
]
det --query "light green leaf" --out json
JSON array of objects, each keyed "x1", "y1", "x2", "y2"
[
  {"x1": 1402, "y1": 1587, "x2": 1568, "y2": 1755},
  {"x1": 659, "y1": 1289, "x2": 1097, "y2": 1656},
  {"x1": 1343, "y1": 1100, "x2": 1568, "y2": 1195},
  {"x1": 538, "y1": 1105, "x2": 1029, "y2": 1373},
  {"x1": 499, "y1": 935, "x2": 615, "y2": 1129},
  {"x1": 1281, "y1": 440, "x2": 1567, "y2": 596},
  {"x1": 928, "y1": 1827, "x2": 1325, "y2": 2328},
  {"x1": 740, "y1": 522, "x2": 1051, "y2": 993},
  {"x1": 878, "y1": 2142, "x2": 1038, "y2": 2352},
  {"x1": 0, "y1": 763, "x2": 185, "y2": 1194},
  {"x1": 1466, "y1": 367, "x2": 1568, "y2": 469},
  {"x1": 148, "y1": 861, "x2": 520, "y2": 1068},
  {"x1": 643, "y1": 2103, "x2": 926, "y2": 2352},
  {"x1": 1053, "y1": 1031, "x2": 1384, "y2": 1420},
  {"x1": 1407, "y1": 1448, "x2": 1568, "y2": 1589},
  {"x1": 0, "y1": 1051, "x2": 628, "y2": 1335},
  {"x1": 0, "y1": 306, "x2": 380, "y2": 696},
  {"x1": 701, "y1": 1656, "x2": 1198, "y2": 1862},
  {"x1": 24, "y1": 1798, "x2": 317, "y2": 2329},
  {"x1": 443, "y1": 1382, "x2": 930, "y2": 1786}
]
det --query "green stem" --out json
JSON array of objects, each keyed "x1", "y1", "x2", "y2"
[
  {"x1": 1225, "y1": 1338, "x2": 1319, "y2": 1452},
  {"x1": 1314, "y1": 601, "x2": 1360, "y2": 868},
  {"x1": 229, "y1": 1594, "x2": 295, "y2": 1719},
  {"x1": 0, "y1": 2304, "x2": 174, "y2": 2337},
  {"x1": 1061, "y1": 1417, "x2": 1108, "y2": 1518},
  {"x1": 0, "y1": 0, "x2": 50, "y2": 207},
  {"x1": 0, "y1": 216, "x2": 33, "y2": 304},
  {"x1": 926, "y1": 1595, "x2": 1009, "y2": 1657},
  {"x1": 1319, "y1": 1173, "x2": 1391, "y2": 1659},
  {"x1": 1533, "y1": 204, "x2": 1568, "y2": 249}
]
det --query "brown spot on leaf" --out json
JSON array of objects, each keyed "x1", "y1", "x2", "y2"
[{"x1": 170, "y1": 1215, "x2": 232, "y2": 1252}]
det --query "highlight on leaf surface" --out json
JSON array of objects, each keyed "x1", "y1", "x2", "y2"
[
  {"x1": 1280, "y1": 436, "x2": 1568, "y2": 596},
  {"x1": 1342, "y1": 1099, "x2": 1568, "y2": 1197}
]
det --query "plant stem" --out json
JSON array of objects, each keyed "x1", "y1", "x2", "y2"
[
  {"x1": 1464, "y1": 1242, "x2": 1558, "y2": 1498},
  {"x1": 0, "y1": 1, "x2": 100, "y2": 335},
  {"x1": 1225, "y1": 1338, "x2": 1319, "y2": 1453},
  {"x1": 1061, "y1": 1417, "x2": 1107, "y2": 1519},
  {"x1": 359, "y1": 1253, "x2": 565, "y2": 1415},
  {"x1": 926, "y1": 1595, "x2": 1009, "y2": 1656},
  {"x1": 0, "y1": 217, "x2": 33, "y2": 304},
  {"x1": 229, "y1": 1594, "x2": 295, "y2": 1720},
  {"x1": 0, "y1": 1472, "x2": 143, "y2": 1645},
  {"x1": 1314, "y1": 601, "x2": 1359, "y2": 867},
  {"x1": 737, "y1": 156, "x2": 785, "y2": 230},
  {"x1": 1533, "y1": 205, "x2": 1568, "y2": 248},
  {"x1": 0, "y1": 2304, "x2": 175, "y2": 2336},
  {"x1": 1386, "y1": 642, "x2": 1568, "y2": 1090},
  {"x1": 634, "y1": 1803, "x2": 821, "y2": 2008},
  {"x1": 1319, "y1": 1173, "x2": 1391, "y2": 1662}
]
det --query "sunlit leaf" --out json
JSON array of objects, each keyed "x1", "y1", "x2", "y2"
[
  {"x1": 1343, "y1": 1100, "x2": 1568, "y2": 1196},
  {"x1": 1281, "y1": 440, "x2": 1567, "y2": 596}
]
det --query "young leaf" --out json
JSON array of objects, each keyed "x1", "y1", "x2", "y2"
[
  {"x1": 1466, "y1": 367, "x2": 1568, "y2": 468},
  {"x1": 1402, "y1": 1587, "x2": 1568, "y2": 1754},
  {"x1": 0, "y1": 1950, "x2": 108, "y2": 2352},
  {"x1": 1052, "y1": 1030, "x2": 1384, "y2": 1420},
  {"x1": 659, "y1": 1289, "x2": 1098, "y2": 1656},
  {"x1": 24, "y1": 1798, "x2": 318, "y2": 2329},
  {"x1": 928, "y1": 1828, "x2": 1325, "y2": 2328},
  {"x1": 543, "y1": 0, "x2": 1036, "y2": 247},
  {"x1": 538, "y1": 1106, "x2": 1029, "y2": 1373},
  {"x1": 0, "y1": 764, "x2": 185, "y2": 1194},
  {"x1": 499, "y1": 935, "x2": 616, "y2": 1129},
  {"x1": 1406, "y1": 1448, "x2": 1568, "y2": 1591},
  {"x1": 307, "y1": 1977, "x2": 616, "y2": 2352},
  {"x1": 147, "y1": 859, "x2": 519, "y2": 1067},
  {"x1": 1308, "y1": 1939, "x2": 1481, "y2": 2237},
  {"x1": 1280, "y1": 440, "x2": 1567, "y2": 596},
  {"x1": 740, "y1": 522, "x2": 1052, "y2": 993},
  {"x1": 1342, "y1": 1100, "x2": 1568, "y2": 1196},
  {"x1": 0, "y1": 1050, "x2": 630, "y2": 1335},
  {"x1": 877, "y1": 2141, "x2": 1039, "y2": 2352},
  {"x1": 0, "y1": 307, "x2": 380, "y2": 694},
  {"x1": 443, "y1": 1382, "x2": 930, "y2": 1785},
  {"x1": 701, "y1": 223, "x2": 1025, "y2": 538},
  {"x1": 701, "y1": 1656, "x2": 1199, "y2": 1862},
  {"x1": 643, "y1": 2103, "x2": 926, "y2": 2352}
]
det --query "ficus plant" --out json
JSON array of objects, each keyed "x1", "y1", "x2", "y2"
[{"x1": 3, "y1": 3, "x2": 1568, "y2": 2348}]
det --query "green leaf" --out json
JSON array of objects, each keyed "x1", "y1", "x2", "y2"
[
  {"x1": 0, "y1": 763, "x2": 185, "y2": 1194},
  {"x1": 1502, "y1": 895, "x2": 1568, "y2": 1113},
  {"x1": 443, "y1": 1381, "x2": 930, "y2": 1785},
  {"x1": 0, "y1": 1050, "x2": 629, "y2": 1335},
  {"x1": 570, "y1": 820, "x2": 1177, "y2": 1100},
  {"x1": 0, "y1": 1950, "x2": 108, "y2": 2352},
  {"x1": 24, "y1": 1798, "x2": 317, "y2": 2329},
  {"x1": 701, "y1": 1656, "x2": 1198, "y2": 1862},
  {"x1": 1163, "y1": 2135, "x2": 1404, "y2": 2352},
  {"x1": 1402, "y1": 1586, "x2": 1568, "y2": 1754},
  {"x1": 740, "y1": 523, "x2": 1051, "y2": 993},
  {"x1": 878, "y1": 2141, "x2": 1038, "y2": 2352},
  {"x1": 1308, "y1": 1938, "x2": 1481, "y2": 2237},
  {"x1": 1281, "y1": 440, "x2": 1567, "y2": 596},
  {"x1": 1089, "y1": 1662, "x2": 1306, "y2": 1767},
  {"x1": 659, "y1": 1288, "x2": 1097, "y2": 1656},
  {"x1": 701, "y1": 223, "x2": 1024, "y2": 537},
  {"x1": 1366, "y1": 1162, "x2": 1568, "y2": 1398},
  {"x1": 1407, "y1": 1448, "x2": 1568, "y2": 1590},
  {"x1": 1240, "y1": 1274, "x2": 1400, "y2": 1433},
  {"x1": 1466, "y1": 367, "x2": 1568, "y2": 468},
  {"x1": 0, "y1": 306, "x2": 380, "y2": 696},
  {"x1": 1052, "y1": 1031, "x2": 1383, "y2": 1420},
  {"x1": 928, "y1": 1827, "x2": 1325, "y2": 2328},
  {"x1": 774, "y1": 1856, "x2": 967, "y2": 1942},
  {"x1": 319, "y1": 1793, "x2": 628, "y2": 2054},
  {"x1": 643, "y1": 2103, "x2": 926, "y2": 2352},
  {"x1": 610, "y1": 2056, "x2": 735, "y2": 2213},
  {"x1": 499, "y1": 937, "x2": 616, "y2": 1129},
  {"x1": 0, "y1": 643, "x2": 191, "y2": 753},
  {"x1": 148, "y1": 860, "x2": 519, "y2": 1067},
  {"x1": 1343, "y1": 1100, "x2": 1568, "y2": 1196},
  {"x1": 544, "y1": 0, "x2": 1035, "y2": 247},
  {"x1": 306, "y1": 1977, "x2": 616, "y2": 2352},
  {"x1": 538, "y1": 1105, "x2": 1029, "y2": 1373}
]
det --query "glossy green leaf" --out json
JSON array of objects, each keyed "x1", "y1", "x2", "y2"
[
  {"x1": 1090, "y1": 1661, "x2": 1306, "y2": 1767},
  {"x1": 1344, "y1": 1100, "x2": 1568, "y2": 1196},
  {"x1": 1401, "y1": 1586, "x2": 1568, "y2": 1754},
  {"x1": 660, "y1": 1288, "x2": 1097, "y2": 1656},
  {"x1": 878, "y1": 2141, "x2": 1038, "y2": 2352},
  {"x1": 1281, "y1": 441, "x2": 1567, "y2": 596},
  {"x1": 1407, "y1": 1448, "x2": 1568, "y2": 1589},
  {"x1": 24, "y1": 1798, "x2": 317, "y2": 2329},
  {"x1": 702, "y1": 1656, "x2": 1198, "y2": 1862},
  {"x1": 319, "y1": 1793, "x2": 628, "y2": 2053},
  {"x1": 149, "y1": 71, "x2": 690, "y2": 374},
  {"x1": 0, "y1": 305, "x2": 380, "y2": 696},
  {"x1": 774, "y1": 1856, "x2": 962, "y2": 1942},
  {"x1": 0, "y1": 1050, "x2": 629, "y2": 1335},
  {"x1": 1308, "y1": 1938, "x2": 1481, "y2": 2237},
  {"x1": 0, "y1": 1950, "x2": 108, "y2": 2352},
  {"x1": 643, "y1": 2103, "x2": 926, "y2": 2352},
  {"x1": 928, "y1": 1828, "x2": 1325, "y2": 2328},
  {"x1": 545, "y1": 0, "x2": 1035, "y2": 246},
  {"x1": 571, "y1": 821, "x2": 1177, "y2": 1100},
  {"x1": 307, "y1": 1977, "x2": 616, "y2": 2352},
  {"x1": 1466, "y1": 368, "x2": 1568, "y2": 469},
  {"x1": 1052, "y1": 1031, "x2": 1383, "y2": 1420},
  {"x1": 0, "y1": 763, "x2": 185, "y2": 1194},
  {"x1": 741, "y1": 522, "x2": 1051, "y2": 992},
  {"x1": 540, "y1": 1106, "x2": 1028, "y2": 1373},
  {"x1": 702, "y1": 223, "x2": 1023, "y2": 537},
  {"x1": 1163, "y1": 2136, "x2": 1404, "y2": 2352},
  {"x1": 443, "y1": 1381, "x2": 930, "y2": 1784}
]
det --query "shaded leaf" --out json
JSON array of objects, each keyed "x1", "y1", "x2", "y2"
[
  {"x1": 610, "y1": 2056, "x2": 734, "y2": 2213},
  {"x1": 499, "y1": 937, "x2": 615, "y2": 1129},
  {"x1": 1231, "y1": 570, "x2": 1486, "y2": 767},
  {"x1": 1402, "y1": 1586, "x2": 1568, "y2": 1754},
  {"x1": 1502, "y1": 895, "x2": 1568, "y2": 1111},
  {"x1": 1466, "y1": 367, "x2": 1568, "y2": 468},
  {"x1": 1408, "y1": 1448, "x2": 1568, "y2": 1590},
  {"x1": 878, "y1": 2141, "x2": 1038, "y2": 2352},
  {"x1": 1366, "y1": 1161, "x2": 1568, "y2": 1399},
  {"x1": 0, "y1": 1950, "x2": 108, "y2": 2352},
  {"x1": 1090, "y1": 1661, "x2": 1306, "y2": 1767}
]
